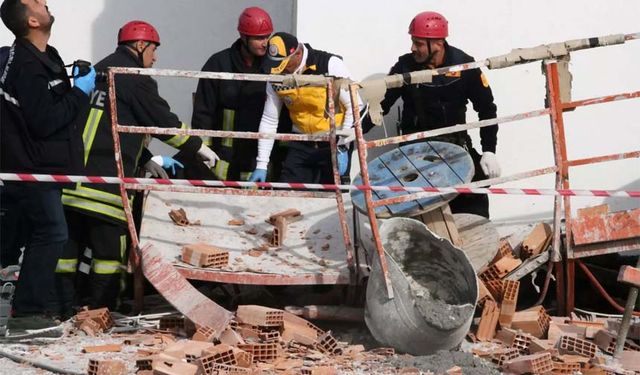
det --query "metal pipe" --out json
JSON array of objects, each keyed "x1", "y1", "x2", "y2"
[
  {"x1": 326, "y1": 79, "x2": 355, "y2": 272},
  {"x1": 123, "y1": 183, "x2": 336, "y2": 199},
  {"x1": 576, "y1": 260, "x2": 640, "y2": 317},
  {"x1": 108, "y1": 70, "x2": 141, "y2": 264},
  {"x1": 613, "y1": 257, "x2": 640, "y2": 359},
  {"x1": 562, "y1": 90, "x2": 640, "y2": 110},
  {"x1": 117, "y1": 125, "x2": 332, "y2": 142},
  {"x1": 533, "y1": 261, "x2": 555, "y2": 306},
  {"x1": 365, "y1": 108, "x2": 551, "y2": 148},
  {"x1": 0, "y1": 349, "x2": 84, "y2": 375},
  {"x1": 567, "y1": 150, "x2": 640, "y2": 167},
  {"x1": 349, "y1": 83, "x2": 394, "y2": 299}
]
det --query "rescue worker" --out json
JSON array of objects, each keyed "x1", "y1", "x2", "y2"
[
  {"x1": 54, "y1": 21, "x2": 219, "y2": 315},
  {"x1": 249, "y1": 32, "x2": 362, "y2": 184},
  {"x1": 370, "y1": 11, "x2": 501, "y2": 218},
  {"x1": 0, "y1": 0, "x2": 94, "y2": 330},
  {"x1": 191, "y1": 7, "x2": 290, "y2": 182}
]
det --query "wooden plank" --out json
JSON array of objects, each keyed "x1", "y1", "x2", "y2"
[{"x1": 377, "y1": 147, "x2": 430, "y2": 215}]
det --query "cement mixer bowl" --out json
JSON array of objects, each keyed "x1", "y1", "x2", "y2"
[{"x1": 364, "y1": 217, "x2": 478, "y2": 355}]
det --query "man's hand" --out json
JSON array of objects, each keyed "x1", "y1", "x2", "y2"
[
  {"x1": 73, "y1": 66, "x2": 96, "y2": 95},
  {"x1": 143, "y1": 158, "x2": 169, "y2": 179},
  {"x1": 337, "y1": 147, "x2": 349, "y2": 175},
  {"x1": 480, "y1": 152, "x2": 501, "y2": 179},
  {"x1": 248, "y1": 169, "x2": 267, "y2": 183},
  {"x1": 151, "y1": 155, "x2": 184, "y2": 175},
  {"x1": 197, "y1": 144, "x2": 220, "y2": 169}
]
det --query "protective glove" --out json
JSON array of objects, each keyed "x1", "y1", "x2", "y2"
[
  {"x1": 143, "y1": 159, "x2": 169, "y2": 179},
  {"x1": 73, "y1": 66, "x2": 96, "y2": 95},
  {"x1": 480, "y1": 151, "x2": 501, "y2": 179},
  {"x1": 151, "y1": 155, "x2": 184, "y2": 175},
  {"x1": 248, "y1": 169, "x2": 267, "y2": 183},
  {"x1": 197, "y1": 144, "x2": 220, "y2": 169},
  {"x1": 337, "y1": 147, "x2": 349, "y2": 176}
]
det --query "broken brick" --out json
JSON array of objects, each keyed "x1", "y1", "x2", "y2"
[
  {"x1": 511, "y1": 305, "x2": 550, "y2": 338},
  {"x1": 268, "y1": 209, "x2": 301, "y2": 224},
  {"x1": 152, "y1": 359, "x2": 198, "y2": 375},
  {"x1": 503, "y1": 352, "x2": 553, "y2": 374},
  {"x1": 237, "y1": 342, "x2": 279, "y2": 363},
  {"x1": 168, "y1": 208, "x2": 190, "y2": 226},
  {"x1": 75, "y1": 307, "x2": 114, "y2": 331},
  {"x1": 87, "y1": 359, "x2": 127, "y2": 375},
  {"x1": 82, "y1": 344, "x2": 122, "y2": 353},
  {"x1": 476, "y1": 300, "x2": 500, "y2": 341},
  {"x1": 521, "y1": 223, "x2": 552, "y2": 259},
  {"x1": 558, "y1": 335, "x2": 597, "y2": 358}
]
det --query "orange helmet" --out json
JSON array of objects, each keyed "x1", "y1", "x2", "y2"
[
  {"x1": 409, "y1": 11, "x2": 448, "y2": 39},
  {"x1": 237, "y1": 7, "x2": 273, "y2": 37},
  {"x1": 118, "y1": 20, "x2": 160, "y2": 45}
]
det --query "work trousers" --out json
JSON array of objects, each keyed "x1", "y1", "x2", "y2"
[
  {"x1": 448, "y1": 146, "x2": 490, "y2": 219},
  {"x1": 0, "y1": 187, "x2": 27, "y2": 267},
  {"x1": 280, "y1": 141, "x2": 334, "y2": 184},
  {"x1": 54, "y1": 210, "x2": 127, "y2": 314},
  {"x1": 1, "y1": 183, "x2": 67, "y2": 315}
]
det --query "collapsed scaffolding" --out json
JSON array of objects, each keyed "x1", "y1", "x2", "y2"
[{"x1": 1, "y1": 31, "x2": 640, "y2": 360}]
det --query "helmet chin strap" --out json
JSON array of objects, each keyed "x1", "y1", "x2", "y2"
[{"x1": 424, "y1": 39, "x2": 437, "y2": 67}]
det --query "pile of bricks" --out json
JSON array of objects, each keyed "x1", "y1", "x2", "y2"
[
  {"x1": 471, "y1": 227, "x2": 640, "y2": 374},
  {"x1": 80, "y1": 305, "x2": 415, "y2": 375}
]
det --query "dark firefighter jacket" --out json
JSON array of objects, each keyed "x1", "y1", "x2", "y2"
[
  {"x1": 191, "y1": 39, "x2": 267, "y2": 180},
  {"x1": 0, "y1": 38, "x2": 88, "y2": 176},
  {"x1": 381, "y1": 43, "x2": 498, "y2": 153},
  {"x1": 62, "y1": 45, "x2": 202, "y2": 225}
]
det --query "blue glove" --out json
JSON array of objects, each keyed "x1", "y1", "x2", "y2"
[
  {"x1": 151, "y1": 155, "x2": 184, "y2": 175},
  {"x1": 248, "y1": 168, "x2": 267, "y2": 183},
  {"x1": 73, "y1": 66, "x2": 96, "y2": 95},
  {"x1": 337, "y1": 147, "x2": 349, "y2": 176},
  {"x1": 161, "y1": 156, "x2": 184, "y2": 175}
]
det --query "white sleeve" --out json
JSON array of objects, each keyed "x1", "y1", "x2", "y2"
[
  {"x1": 256, "y1": 84, "x2": 282, "y2": 170},
  {"x1": 328, "y1": 56, "x2": 364, "y2": 131}
]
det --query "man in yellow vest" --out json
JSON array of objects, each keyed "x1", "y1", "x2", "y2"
[{"x1": 249, "y1": 32, "x2": 362, "y2": 184}]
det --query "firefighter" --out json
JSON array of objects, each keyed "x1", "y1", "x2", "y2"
[
  {"x1": 248, "y1": 32, "x2": 362, "y2": 184},
  {"x1": 54, "y1": 20, "x2": 219, "y2": 315},
  {"x1": 0, "y1": 0, "x2": 94, "y2": 330},
  {"x1": 190, "y1": 7, "x2": 291, "y2": 182},
  {"x1": 368, "y1": 11, "x2": 501, "y2": 218}
]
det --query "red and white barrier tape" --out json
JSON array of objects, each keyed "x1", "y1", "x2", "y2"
[{"x1": 1, "y1": 173, "x2": 639, "y2": 198}]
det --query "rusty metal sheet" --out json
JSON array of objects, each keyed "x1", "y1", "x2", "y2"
[
  {"x1": 140, "y1": 243, "x2": 232, "y2": 334},
  {"x1": 139, "y1": 190, "x2": 357, "y2": 285},
  {"x1": 572, "y1": 208, "x2": 640, "y2": 245}
]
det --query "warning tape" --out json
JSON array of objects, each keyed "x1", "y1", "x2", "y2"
[{"x1": 1, "y1": 173, "x2": 639, "y2": 198}]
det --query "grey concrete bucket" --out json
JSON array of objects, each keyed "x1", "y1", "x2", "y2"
[{"x1": 364, "y1": 217, "x2": 478, "y2": 355}]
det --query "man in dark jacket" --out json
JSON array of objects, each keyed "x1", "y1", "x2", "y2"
[
  {"x1": 0, "y1": 0, "x2": 94, "y2": 330},
  {"x1": 191, "y1": 7, "x2": 290, "y2": 181},
  {"x1": 372, "y1": 11, "x2": 501, "y2": 218},
  {"x1": 54, "y1": 20, "x2": 218, "y2": 315}
]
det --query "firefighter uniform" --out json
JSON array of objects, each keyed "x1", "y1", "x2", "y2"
[
  {"x1": 378, "y1": 43, "x2": 498, "y2": 218},
  {"x1": 55, "y1": 45, "x2": 202, "y2": 312},
  {"x1": 191, "y1": 39, "x2": 266, "y2": 181}
]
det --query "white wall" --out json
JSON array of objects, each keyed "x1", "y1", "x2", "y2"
[{"x1": 298, "y1": 0, "x2": 640, "y2": 225}]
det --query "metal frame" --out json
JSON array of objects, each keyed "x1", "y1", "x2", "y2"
[
  {"x1": 106, "y1": 32, "x2": 640, "y2": 312},
  {"x1": 106, "y1": 68, "x2": 358, "y2": 310}
]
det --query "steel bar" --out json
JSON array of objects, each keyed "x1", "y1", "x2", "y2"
[
  {"x1": 117, "y1": 125, "x2": 332, "y2": 142},
  {"x1": 365, "y1": 108, "x2": 551, "y2": 148},
  {"x1": 350, "y1": 83, "x2": 394, "y2": 299},
  {"x1": 567, "y1": 150, "x2": 640, "y2": 167},
  {"x1": 123, "y1": 183, "x2": 337, "y2": 199},
  {"x1": 562, "y1": 90, "x2": 640, "y2": 110},
  {"x1": 326, "y1": 80, "x2": 355, "y2": 272}
]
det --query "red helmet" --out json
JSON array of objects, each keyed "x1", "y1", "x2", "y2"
[
  {"x1": 118, "y1": 21, "x2": 161, "y2": 46},
  {"x1": 409, "y1": 11, "x2": 448, "y2": 39},
  {"x1": 237, "y1": 7, "x2": 273, "y2": 36}
]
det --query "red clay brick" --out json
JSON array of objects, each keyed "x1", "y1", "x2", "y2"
[
  {"x1": 87, "y1": 359, "x2": 127, "y2": 375},
  {"x1": 181, "y1": 243, "x2": 229, "y2": 268},
  {"x1": 499, "y1": 280, "x2": 520, "y2": 328},
  {"x1": 511, "y1": 305, "x2": 550, "y2": 338},
  {"x1": 521, "y1": 223, "x2": 552, "y2": 259},
  {"x1": 618, "y1": 265, "x2": 640, "y2": 288},
  {"x1": 237, "y1": 342, "x2": 280, "y2": 363},
  {"x1": 236, "y1": 305, "x2": 284, "y2": 327},
  {"x1": 503, "y1": 352, "x2": 553, "y2": 374},
  {"x1": 558, "y1": 335, "x2": 597, "y2": 358},
  {"x1": 75, "y1": 307, "x2": 114, "y2": 331},
  {"x1": 476, "y1": 300, "x2": 500, "y2": 341}
]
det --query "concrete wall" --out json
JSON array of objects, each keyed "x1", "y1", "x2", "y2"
[{"x1": 298, "y1": 0, "x2": 640, "y2": 224}]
